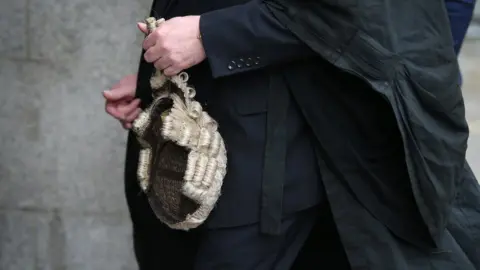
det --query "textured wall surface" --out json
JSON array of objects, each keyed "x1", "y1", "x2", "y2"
[
  {"x1": 467, "y1": 3, "x2": 480, "y2": 38},
  {"x1": 0, "y1": 1, "x2": 479, "y2": 270},
  {"x1": 0, "y1": 0, "x2": 151, "y2": 269},
  {"x1": 460, "y1": 40, "x2": 480, "y2": 174}
]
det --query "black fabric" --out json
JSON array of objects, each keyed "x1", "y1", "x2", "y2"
[
  {"x1": 283, "y1": 59, "x2": 434, "y2": 248},
  {"x1": 194, "y1": 206, "x2": 318, "y2": 270},
  {"x1": 292, "y1": 202, "x2": 351, "y2": 270},
  {"x1": 260, "y1": 70, "x2": 290, "y2": 235},
  {"x1": 198, "y1": 0, "x2": 316, "y2": 78},
  {"x1": 309, "y1": 149, "x2": 478, "y2": 270},
  {"x1": 261, "y1": 0, "x2": 480, "y2": 268},
  {"x1": 125, "y1": 0, "x2": 480, "y2": 269},
  {"x1": 264, "y1": 0, "x2": 470, "y2": 246}
]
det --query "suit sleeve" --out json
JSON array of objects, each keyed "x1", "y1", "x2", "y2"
[
  {"x1": 445, "y1": 0, "x2": 476, "y2": 55},
  {"x1": 199, "y1": 0, "x2": 315, "y2": 78}
]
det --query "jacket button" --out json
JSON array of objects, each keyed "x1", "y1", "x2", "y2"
[{"x1": 228, "y1": 60, "x2": 237, "y2": 70}]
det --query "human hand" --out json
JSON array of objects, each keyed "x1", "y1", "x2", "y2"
[
  {"x1": 137, "y1": 15, "x2": 206, "y2": 76},
  {"x1": 103, "y1": 74, "x2": 141, "y2": 129}
]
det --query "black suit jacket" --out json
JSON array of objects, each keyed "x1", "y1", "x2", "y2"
[{"x1": 127, "y1": 0, "x2": 323, "y2": 234}]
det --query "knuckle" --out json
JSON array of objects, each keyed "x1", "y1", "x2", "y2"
[
  {"x1": 142, "y1": 40, "x2": 149, "y2": 50},
  {"x1": 178, "y1": 61, "x2": 187, "y2": 70},
  {"x1": 129, "y1": 102, "x2": 138, "y2": 110},
  {"x1": 150, "y1": 32, "x2": 161, "y2": 44},
  {"x1": 146, "y1": 49, "x2": 154, "y2": 59},
  {"x1": 158, "y1": 42, "x2": 167, "y2": 52},
  {"x1": 155, "y1": 29, "x2": 164, "y2": 39},
  {"x1": 128, "y1": 114, "x2": 138, "y2": 122},
  {"x1": 164, "y1": 55, "x2": 172, "y2": 64},
  {"x1": 143, "y1": 52, "x2": 150, "y2": 62},
  {"x1": 165, "y1": 68, "x2": 175, "y2": 77},
  {"x1": 105, "y1": 105, "x2": 113, "y2": 115},
  {"x1": 169, "y1": 55, "x2": 177, "y2": 64}
]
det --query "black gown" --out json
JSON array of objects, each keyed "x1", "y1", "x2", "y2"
[{"x1": 123, "y1": 0, "x2": 480, "y2": 269}]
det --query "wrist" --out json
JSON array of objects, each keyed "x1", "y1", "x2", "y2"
[
  {"x1": 191, "y1": 15, "x2": 206, "y2": 63},
  {"x1": 187, "y1": 15, "x2": 202, "y2": 40},
  {"x1": 196, "y1": 16, "x2": 202, "y2": 40}
]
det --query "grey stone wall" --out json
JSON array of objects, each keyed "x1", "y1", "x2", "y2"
[
  {"x1": 467, "y1": 3, "x2": 480, "y2": 39},
  {"x1": 0, "y1": 0, "x2": 152, "y2": 269}
]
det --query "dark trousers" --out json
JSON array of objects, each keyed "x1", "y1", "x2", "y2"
[
  {"x1": 126, "y1": 177, "x2": 350, "y2": 269},
  {"x1": 194, "y1": 206, "x2": 317, "y2": 270}
]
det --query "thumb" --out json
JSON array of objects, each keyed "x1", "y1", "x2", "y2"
[
  {"x1": 103, "y1": 87, "x2": 134, "y2": 101},
  {"x1": 137, "y1": 22, "x2": 148, "y2": 34}
]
